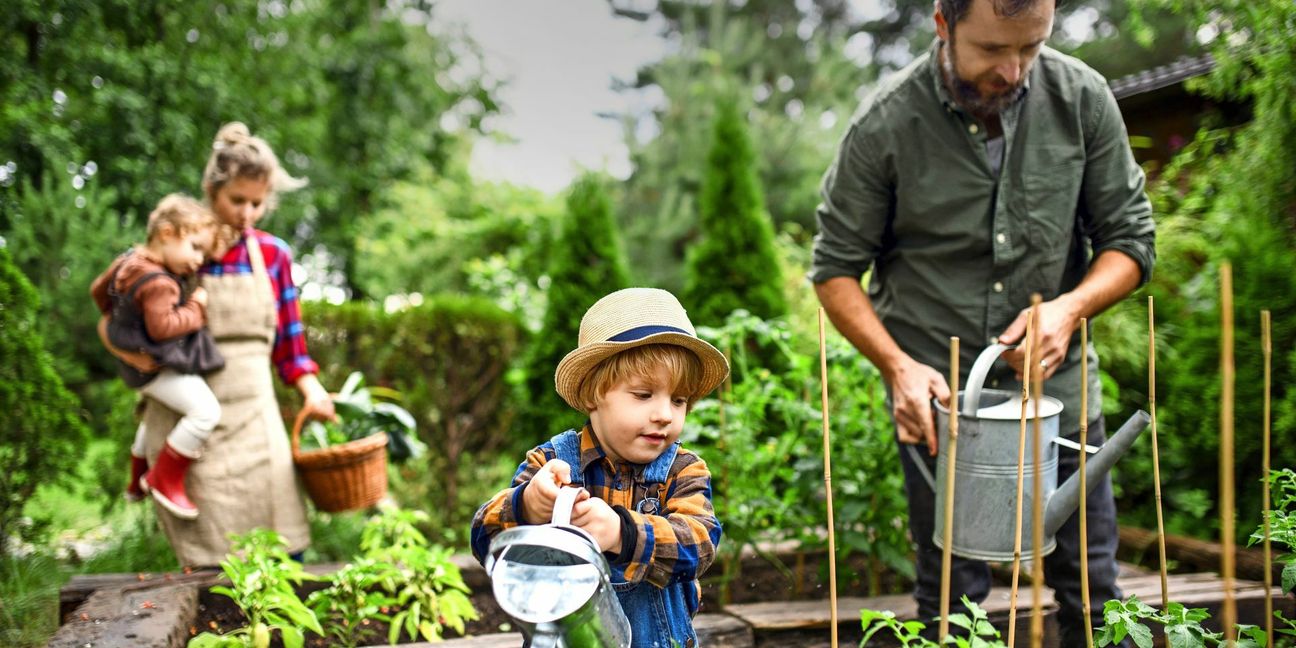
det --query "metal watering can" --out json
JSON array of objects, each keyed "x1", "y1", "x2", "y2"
[
  {"x1": 484, "y1": 486, "x2": 632, "y2": 648},
  {"x1": 909, "y1": 343, "x2": 1151, "y2": 562}
]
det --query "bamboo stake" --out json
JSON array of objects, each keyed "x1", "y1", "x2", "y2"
[
  {"x1": 1008, "y1": 314, "x2": 1034, "y2": 648},
  {"x1": 1149, "y1": 296, "x2": 1170, "y2": 607},
  {"x1": 1220, "y1": 263, "x2": 1236, "y2": 642},
  {"x1": 939, "y1": 337, "x2": 961, "y2": 642},
  {"x1": 817, "y1": 308, "x2": 839, "y2": 648},
  {"x1": 1262, "y1": 309, "x2": 1273, "y2": 648},
  {"x1": 1080, "y1": 319, "x2": 1094, "y2": 648},
  {"x1": 1030, "y1": 295, "x2": 1045, "y2": 648}
]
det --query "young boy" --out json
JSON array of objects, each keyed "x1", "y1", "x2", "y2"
[{"x1": 471, "y1": 287, "x2": 729, "y2": 648}]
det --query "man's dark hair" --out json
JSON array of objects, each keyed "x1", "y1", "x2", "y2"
[{"x1": 938, "y1": 0, "x2": 1057, "y2": 28}]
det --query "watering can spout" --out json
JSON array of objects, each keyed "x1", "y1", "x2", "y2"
[{"x1": 1044, "y1": 410, "x2": 1151, "y2": 538}]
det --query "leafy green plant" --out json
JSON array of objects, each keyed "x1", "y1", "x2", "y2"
[
  {"x1": 687, "y1": 311, "x2": 909, "y2": 596},
  {"x1": 1250, "y1": 468, "x2": 1296, "y2": 594},
  {"x1": 188, "y1": 529, "x2": 322, "y2": 648},
  {"x1": 860, "y1": 596, "x2": 1005, "y2": 647},
  {"x1": 357, "y1": 507, "x2": 479, "y2": 643},
  {"x1": 1095, "y1": 595, "x2": 1277, "y2": 648},
  {"x1": 298, "y1": 371, "x2": 425, "y2": 463},
  {"x1": 305, "y1": 557, "x2": 401, "y2": 648}
]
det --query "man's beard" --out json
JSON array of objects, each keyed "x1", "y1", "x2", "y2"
[{"x1": 940, "y1": 37, "x2": 1025, "y2": 116}]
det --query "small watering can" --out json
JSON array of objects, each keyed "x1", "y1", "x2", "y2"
[
  {"x1": 484, "y1": 486, "x2": 632, "y2": 648},
  {"x1": 909, "y1": 343, "x2": 1150, "y2": 562}
]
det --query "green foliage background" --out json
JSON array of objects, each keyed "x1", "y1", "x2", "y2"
[
  {"x1": 682, "y1": 97, "x2": 787, "y2": 325},
  {"x1": 0, "y1": 246, "x2": 89, "y2": 554},
  {"x1": 515, "y1": 174, "x2": 632, "y2": 444}
]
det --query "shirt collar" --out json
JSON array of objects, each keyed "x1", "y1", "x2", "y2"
[{"x1": 928, "y1": 38, "x2": 1031, "y2": 116}]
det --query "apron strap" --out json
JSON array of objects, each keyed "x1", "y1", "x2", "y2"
[{"x1": 241, "y1": 229, "x2": 275, "y2": 304}]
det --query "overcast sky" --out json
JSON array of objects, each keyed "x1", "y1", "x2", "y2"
[{"x1": 434, "y1": 0, "x2": 668, "y2": 194}]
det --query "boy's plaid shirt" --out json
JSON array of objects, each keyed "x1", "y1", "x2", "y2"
[
  {"x1": 471, "y1": 425, "x2": 721, "y2": 591},
  {"x1": 201, "y1": 229, "x2": 319, "y2": 384}
]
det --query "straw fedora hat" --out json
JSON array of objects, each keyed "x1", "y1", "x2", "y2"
[{"x1": 555, "y1": 288, "x2": 730, "y2": 410}]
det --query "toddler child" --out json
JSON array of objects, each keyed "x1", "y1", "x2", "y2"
[
  {"x1": 91, "y1": 194, "x2": 227, "y2": 520},
  {"x1": 472, "y1": 287, "x2": 729, "y2": 647}
]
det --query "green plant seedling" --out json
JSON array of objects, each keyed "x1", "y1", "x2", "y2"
[{"x1": 188, "y1": 529, "x2": 322, "y2": 648}]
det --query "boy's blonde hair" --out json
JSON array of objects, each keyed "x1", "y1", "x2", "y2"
[
  {"x1": 575, "y1": 344, "x2": 705, "y2": 411},
  {"x1": 202, "y1": 122, "x2": 307, "y2": 211},
  {"x1": 146, "y1": 194, "x2": 217, "y2": 242}
]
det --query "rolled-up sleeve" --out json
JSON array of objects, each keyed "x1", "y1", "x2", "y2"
[
  {"x1": 1081, "y1": 86, "x2": 1156, "y2": 285},
  {"x1": 810, "y1": 122, "x2": 893, "y2": 284}
]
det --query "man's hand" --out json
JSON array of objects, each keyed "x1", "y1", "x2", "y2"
[
  {"x1": 885, "y1": 356, "x2": 950, "y2": 456},
  {"x1": 521, "y1": 460, "x2": 588, "y2": 525},
  {"x1": 570, "y1": 496, "x2": 623, "y2": 553},
  {"x1": 998, "y1": 295, "x2": 1082, "y2": 382}
]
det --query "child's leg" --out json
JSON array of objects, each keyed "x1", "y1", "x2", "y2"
[
  {"x1": 137, "y1": 371, "x2": 220, "y2": 457},
  {"x1": 138, "y1": 370, "x2": 220, "y2": 518},
  {"x1": 125, "y1": 423, "x2": 149, "y2": 501},
  {"x1": 131, "y1": 422, "x2": 148, "y2": 458}
]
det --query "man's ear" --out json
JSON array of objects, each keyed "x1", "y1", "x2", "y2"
[{"x1": 934, "y1": 0, "x2": 951, "y2": 42}]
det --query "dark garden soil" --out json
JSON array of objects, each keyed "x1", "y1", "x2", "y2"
[{"x1": 189, "y1": 549, "x2": 906, "y2": 645}]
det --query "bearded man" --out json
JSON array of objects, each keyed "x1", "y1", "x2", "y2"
[{"x1": 811, "y1": 0, "x2": 1155, "y2": 642}]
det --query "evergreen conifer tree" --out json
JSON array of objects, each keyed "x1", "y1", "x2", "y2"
[
  {"x1": 517, "y1": 174, "x2": 631, "y2": 443},
  {"x1": 682, "y1": 98, "x2": 787, "y2": 326},
  {"x1": 0, "y1": 244, "x2": 88, "y2": 554}
]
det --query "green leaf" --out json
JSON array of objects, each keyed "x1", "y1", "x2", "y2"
[
  {"x1": 279, "y1": 625, "x2": 304, "y2": 648},
  {"x1": 1283, "y1": 560, "x2": 1296, "y2": 593},
  {"x1": 338, "y1": 371, "x2": 364, "y2": 397},
  {"x1": 1128, "y1": 622, "x2": 1154, "y2": 648}
]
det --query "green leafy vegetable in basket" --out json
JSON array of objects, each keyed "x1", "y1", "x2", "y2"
[{"x1": 298, "y1": 372, "x2": 426, "y2": 463}]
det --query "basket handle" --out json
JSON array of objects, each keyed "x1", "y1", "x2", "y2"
[{"x1": 290, "y1": 392, "x2": 338, "y2": 455}]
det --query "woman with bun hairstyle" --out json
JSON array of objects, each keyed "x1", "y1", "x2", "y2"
[{"x1": 102, "y1": 122, "x2": 334, "y2": 566}]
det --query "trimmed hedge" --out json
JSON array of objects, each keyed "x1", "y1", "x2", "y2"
[{"x1": 293, "y1": 295, "x2": 525, "y2": 523}]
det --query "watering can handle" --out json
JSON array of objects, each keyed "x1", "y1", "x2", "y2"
[
  {"x1": 961, "y1": 343, "x2": 1015, "y2": 417},
  {"x1": 550, "y1": 485, "x2": 583, "y2": 526}
]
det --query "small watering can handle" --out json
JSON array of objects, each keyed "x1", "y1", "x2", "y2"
[
  {"x1": 961, "y1": 343, "x2": 1015, "y2": 417},
  {"x1": 550, "y1": 485, "x2": 583, "y2": 526}
]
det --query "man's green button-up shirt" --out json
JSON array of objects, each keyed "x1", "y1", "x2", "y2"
[{"x1": 811, "y1": 41, "x2": 1156, "y2": 432}]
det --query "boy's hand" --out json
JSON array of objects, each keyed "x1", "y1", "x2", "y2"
[
  {"x1": 191, "y1": 286, "x2": 209, "y2": 308},
  {"x1": 521, "y1": 460, "x2": 588, "y2": 525},
  {"x1": 570, "y1": 497, "x2": 623, "y2": 553}
]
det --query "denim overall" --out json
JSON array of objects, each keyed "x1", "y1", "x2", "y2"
[{"x1": 551, "y1": 430, "x2": 699, "y2": 648}]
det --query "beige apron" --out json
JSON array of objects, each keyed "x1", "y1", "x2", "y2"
[{"x1": 142, "y1": 235, "x2": 310, "y2": 567}]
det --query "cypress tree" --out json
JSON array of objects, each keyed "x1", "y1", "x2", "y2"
[
  {"x1": 517, "y1": 174, "x2": 631, "y2": 442},
  {"x1": 682, "y1": 98, "x2": 787, "y2": 326},
  {"x1": 0, "y1": 244, "x2": 89, "y2": 554}
]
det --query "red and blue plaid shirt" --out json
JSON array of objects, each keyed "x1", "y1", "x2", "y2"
[{"x1": 200, "y1": 229, "x2": 319, "y2": 385}]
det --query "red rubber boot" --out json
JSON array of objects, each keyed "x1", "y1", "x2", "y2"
[
  {"x1": 125, "y1": 455, "x2": 149, "y2": 502},
  {"x1": 140, "y1": 444, "x2": 199, "y2": 519}
]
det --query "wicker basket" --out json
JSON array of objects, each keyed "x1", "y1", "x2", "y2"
[{"x1": 290, "y1": 404, "x2": 388, "y2": 513}]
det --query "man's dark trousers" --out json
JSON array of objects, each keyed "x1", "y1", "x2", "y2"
[{"x1": 896, "y1": 415, "x2": 1125, "y2": 646}]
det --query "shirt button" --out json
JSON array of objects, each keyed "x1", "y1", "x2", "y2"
[
  {"x1": 969, "y1": 123, "x2": 979, "y2": 134},
  {"x1": 996, "y1": 232, "x2": 1007, "y2": 244},
  {"x1": 993, "y1": 281, "x2": 1004, "y2": 293}
]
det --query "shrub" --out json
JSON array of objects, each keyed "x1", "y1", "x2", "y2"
[
  {"x1": 685, "y1": 312, "x2": 909, "y2": 596},
  {"x1": 1101, "y1": 0, "x2": 1296, "y2": 539},
  {"x1": 515, "y1": 174, "x2": 631, "y2": 444},
  {"x1": 0, "y1": 244, "x2": 90, "y2": 555},
  {"x1": 298, "y1": 295, "x2": 523, "y2": 542},
  {"x1": 682, "y1": 97, "x2": 787, "y2": 325}
]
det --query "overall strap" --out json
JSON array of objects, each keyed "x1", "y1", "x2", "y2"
[
  {"x1": 549, "y1": 429, "x2": 585, "y2": 485},
  {"x1": 641, "y1": 441, "x2": 680, "y2": 484},
  {"x1": 633, "y1": 441, "x2": 681, "y2": 517}
]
